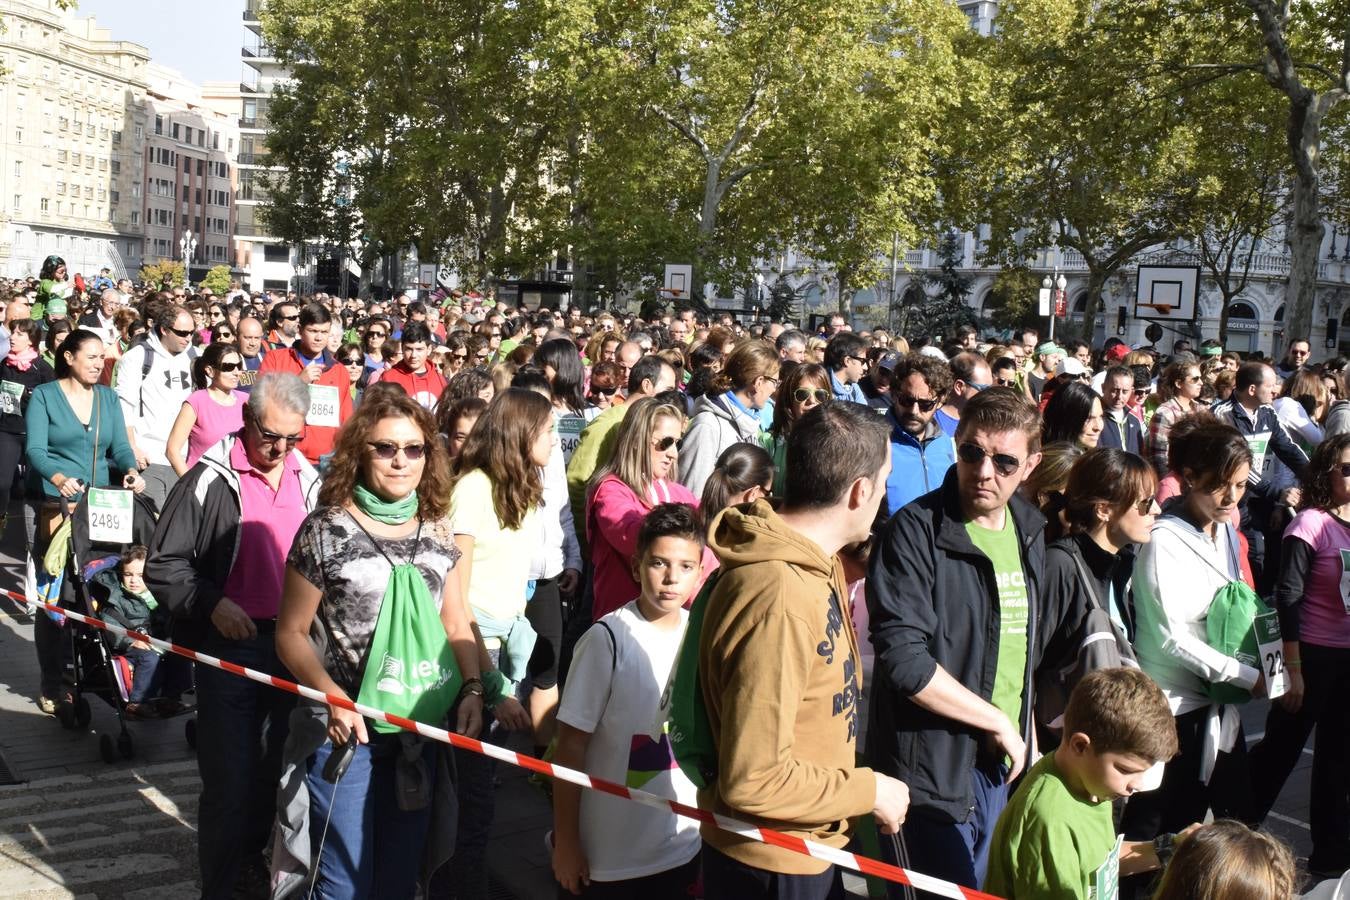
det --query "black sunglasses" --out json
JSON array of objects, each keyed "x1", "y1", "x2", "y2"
[
  {"x1": 280, "y1": 314, "x2": 299, "y2": 321},
  {"x1": 794, "y1": 388, "x2": 829, "y2": 404},
  {"x1": 368, "y1": 441, "x2": 426, "y2": 460},
  {"x1": 895, "y1": 394, "x2": 940, "y2": 413},
  {"x1": 368, "y1": 330, "x2": 387, "y2": 338},
  {"x1": 957, "y1": 441, "x2": 1023, "y2": 477},
  {"x1": 253, "y1": 421, "x2": 305, "y2": 447},
  {"x1": 216, "y1": 361, "x2": 243, "y2": 373},
  {"x1": 590, "y1": 386, "x2": 618, "y2": 397},
  {"x1": 341, "y1": 357, "x2": 363, "y2": 366},
  {"x1": 1336, "y1": 463, "x2": 1350, "y2": 478},
  {"x1": 168, "y1": 326, "x2": 194, "y2": 338},
  {"x1": 994, "y1": 377, "x2": 1015, "y2": 387},
  {"x1": 653, "y1": 435, "x2": 682, "y2": 452}
]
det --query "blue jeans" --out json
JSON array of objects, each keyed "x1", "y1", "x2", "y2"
[
  {"x1": 195, "y1": 628, "x2": 295, "y2": 900},
  {"x1": 881, "y1": 762, "x2": 1009, "y2": 898},
  {"x1": 124, "y1": 647, "x2": 191, "y2": 703},
  {"x1": 305, "y1": 734, "x2": 437, "y2": 900}
]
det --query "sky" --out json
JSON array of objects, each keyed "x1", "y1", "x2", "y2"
[{"x1": 73, "y1": 0, "x2": 241, "y2": 86}]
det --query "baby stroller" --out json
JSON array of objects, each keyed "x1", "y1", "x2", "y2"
[{"x1": 49, "y1": 492, "x2": 196, "y2": 762}]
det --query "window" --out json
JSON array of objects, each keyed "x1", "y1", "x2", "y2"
[
  {"x1": 155, "y1": 115, "x2": 163, "y2": 135},
  {"x1": 131, "y1": 184, "x2": 140, "y2": 199},
  {"x1": 172, "y1": 123, "x2": 180, "y2": 140},
  {"x1": 197, "y1": 158, "x2": 204, "y2": 176},
  {"x1": 14, "y1": 127, "x2": 22, "y2": 143},
  {"x1": 12, "y1": 195, "x2": 20, "y2": 212},
  {"x1": 98, "y1": 157, "x2": 107, "y2": 171},
  {"x1": 130, "y1": 211, "x2": 140, "y2": 226},
  {"x1": 56, "y1": 181, "x2": 65, "y2": 195},
  {"x1": 40, "y1": 198, "x2": 48, "y2": 212},
  {"x1": 195, "y1": 188, "x2": 202, "y2": 205},
  {"x1": 12, "y1": 161, "x2": 19, "y2": 179},
  {"x1": 183, "y1": 156, "x2": 190, "y2": 174},
  {"x1": 182, "y1": 185, "x2": 190, "y2": 202},
  {"x1": 112, "y1": 130, "x2": 121, "y2": 145},
  {"x1": 264, "y1": 244, "x2": 289, "y2": 263},
  {"x1": 110, "y1": 160, "x2": 120, "y2": 174},
  {"x1": 134, "y1": 125, "x2": 143, "y2": 141},
  {"x1": 72, "y1": 152, "x2": 81, "y2": 166},
  {"x1": 110, "y1": 190, "x2": 118, "y2": 205},
  {"x1": 56, "y1": 149, "x2": 66, "y2": 162},
  {"x1": 197, "y1": 131, "x2": 204, "y2": 147},
  {"x1": 184, "y1": 126, "x2": 192, "y2": 144}
]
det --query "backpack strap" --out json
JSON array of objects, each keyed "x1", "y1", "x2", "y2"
[
  {"x1": 138, "y1": 342, "x2": 155, "y2": 419},
  {"x1": 596, "y1": 620, "x2": 617, "y2": 675}
]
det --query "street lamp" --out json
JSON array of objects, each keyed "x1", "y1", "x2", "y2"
[
  {"x1": 1042, "y1": 269, "x2": 1067, "y2": 341},
  {"x1": 179, "y1": 229, "x2": 197, "y2": 292},
  {"x1": 754, "y1": 272, "x2": 765, "y2": 319}
]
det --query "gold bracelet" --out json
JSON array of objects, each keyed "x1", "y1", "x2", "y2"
[{"x1": 1286, "y1": 659, "x2": 1302, "y2": 670}]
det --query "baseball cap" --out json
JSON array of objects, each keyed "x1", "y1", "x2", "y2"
[
  {"x1": 1056, "y1": 357, "x2": 1089, "y2": 377},
  {"x1": 1105, "y1": 343, "x2": 1130, "y2": 362},
  {"x1": 876, "y1": 351, "x2": 902, "y2": 372}
]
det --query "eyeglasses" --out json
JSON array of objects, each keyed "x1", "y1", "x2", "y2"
[
  {"x1": 341, "y1": 357, "x2": 363, "y2": 366},
  {"x1": 956, "y1": 441, "x2": 1023, "y2": 477},
  {"x1": 216, "y1": 361, "x2": 243, "y2": 373},
  {"x1": 1134, "y1": 496, "x2": 1161, "y2": 516},
  {"x1": 794, "y1": 388, "x2": 829, "y2": 403},
  {"x1": 848, "y1": 354, "x2": 869, "y2": 366},
  {"x1": 368, "y1": 331, "x2": 387, "y2": 339},
  {"x1": 280, "y1": 314, "x2": 299, "y2": 321},
  {"x1": 253, "y1": 421, "x2": 305, "y2": 448},
  {"x1": 895, "y1": 394, "x2": 940, "y2": 413},
  {"x1": 168, "y1": 326, "x2": 194, "y2": 339},
  {"x1": 590, "y1": 386, "x2": 618, "y2": 397},
  {"x1": 452, "y1": 352, "x2": 468, "y2": 360},
  {"x1": 368, "y1": 441, "x2": 426, "y2": 461},
  {"x1": 760, "y1": 375, "x2": 780, "y2": 388},
  {"x1": 1185, "y1": 374, "x2": 1203, "y2": 383},
  {"x1": 217, "y1": 332, "x2": 234, "y2": 340},
  {"x1": 652, "y1": 436, "x2": 683, "y2": 452}
]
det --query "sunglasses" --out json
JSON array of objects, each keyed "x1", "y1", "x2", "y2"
[
  {"x1": 254, "y1": 422, "x2": 305, "y2": 448},
  {"x1": 218, "y1": 331, "x2": 234, "y2": 339},
  {"x1": 957, "y1": 441, "x2": 1023, "y2": 477},
  {"x1": 1134, "y1": 496, "x2": 1162, "y2": 515},
  {"x1": 368, "y1": 441, "x2": 426, "y2": 460},
  {"x1": 1336, "y1": 463, "x2": 1350, "y2": 478},
  {"x1": 994, "y1": 376, "x2": 1015, "y2": 387},
  {"x1": 452, "y1": 352, "x2": 468, "y2": 360},
  {"x1": 368, "y1": 331, "x2": 387, "y2": 338},
  {"x1": 341, "y1": 357, "x2": 363, "y2": 366},
  {"x1": 280, "y1": 314, "x2": 299, "y2": 321},
  {"x1": 216, "y1": 361, "x2": 243, "y2": 373},
  {"x1": 590, "y1": 386, "x2": 618, "y2": 397},
  {"x1": 168, "y1": 326, "x2": 194, "y2": 338},
  {"x1": 895, "y1": 394, "x2": 940, "y2": 413},
  {"x1": 794, "y1": 388, "x2": 829, "y2": 403},
  {"x1": 848, "y1": 354, "x2": 869, "y2": 366},
  {"x1": 652, "y1": 435, "x2": 683, "y2": 452}
]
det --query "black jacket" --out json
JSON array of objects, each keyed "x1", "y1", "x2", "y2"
[
  {"x1": 865, "y1": 466, "x2": 1053, "y2": 824},
  {"x1": 145, "y1": 436, "x2": 320, "y2": 646},
  {"x1": 1097, "y1": 410, "x2": 1143, "y2": 455},
  {"x1": 0, "y1": 357, "x2": 54, "y2": 434}
]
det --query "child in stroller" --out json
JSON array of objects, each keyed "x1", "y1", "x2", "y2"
[{"x1": 92, "y1": 545, "x2": 191, "y2": 718}]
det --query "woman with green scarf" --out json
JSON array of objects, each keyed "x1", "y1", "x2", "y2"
[{"x1": 275, "y1": 390, "x2": 484, "y2": 898}]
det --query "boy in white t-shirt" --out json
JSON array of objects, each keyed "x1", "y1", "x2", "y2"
[{"x1": 552, "y1": 503, "x2": 705, "y2": 898}]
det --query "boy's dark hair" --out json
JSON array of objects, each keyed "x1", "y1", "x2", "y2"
[
  {"x1": 120, "y1": 544, "x2": 149, "y2": 572},
  {"x1": 635, "y1": 503, "x2": 705, "y2": 560},
  {"x1": 400, "y1": 321, "x2": 432, "y2": 346},
  {"x1": 823, "y1": 332, "x2": 868, "y2": 371},
  {"x1": 784, "y1": 402, "x2": 888, "y2": 510},
  {"x1": 1063, "y1": 668, "x2": 1178, "y2": 762},
  {"x1": 299, "y1": 302, "x2": 333, "y2": 328}
]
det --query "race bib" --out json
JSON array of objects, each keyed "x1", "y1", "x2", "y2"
[
  {"x1": 558, "y1": 415, "x2": 585, "y2": 465},
  {"x1": 1089, "y1": 835, "x2": 1123, "y2": 900},
  {"x1": 1255, "y1": 610, "x2": 1289, "y2": 699},
  {"x1": 1244, "y1": 432, "x2": 1271, "y2": 482},
  {"x1": 306, "y1": 384, "x2": 340, "y2": 427},
  {"x1": 0, "y1": 380, "x2": 24, "y2": 416},
  {"x1": 87, "y1": 488, "x2": 133, "y2": 545}
]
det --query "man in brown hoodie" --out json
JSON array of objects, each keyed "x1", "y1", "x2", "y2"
[{"x1": 700, "y1": 402, "x2": 910, "y2": 899}]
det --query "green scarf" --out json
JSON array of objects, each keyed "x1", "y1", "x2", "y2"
[{"x1": 353, "y1": 481, "x2": 419, "y2": 524}]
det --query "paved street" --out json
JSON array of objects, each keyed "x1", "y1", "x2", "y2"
[{"x1": 0, "y1": 520, "x2": 1318, "y2": 898}]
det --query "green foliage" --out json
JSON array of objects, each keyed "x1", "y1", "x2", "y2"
[
  {"x1": 983, "y1": 267, "x2": 1045, "y2": 333},
  {"x1": 200, "y1": 265, "x2": 233, "y2": 296},
  {"x1": 766, "y1": 279, "x2": 801, "y2": 325},
  {"x1": 138, "y1": 260, "x2": 185, "y2": 290},
  {"x1": 901, "y1": 234, "x2": 976, "y2": 342}
]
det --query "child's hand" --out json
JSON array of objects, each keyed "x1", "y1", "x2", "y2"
[
  {"x1": 132, "y1": 639, "x2": 151, "y2": 651},
  {"x1": 551, "y1": 833, "x2": 590, "y2": 895},
  {"x1": 493, "y1": 696, "x2": 531, "y2": 732}
]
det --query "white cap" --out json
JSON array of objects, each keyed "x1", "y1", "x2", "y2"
[{"x1": 1057, "y1": 357, "x2": 1089, "y2": 377}]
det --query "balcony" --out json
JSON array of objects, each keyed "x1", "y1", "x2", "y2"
[{"x1": 239, "y1": 117, "x2": 259, "y2": 129}]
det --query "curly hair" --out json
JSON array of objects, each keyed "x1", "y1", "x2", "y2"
[
  {"x1": 893, "y1": 351, "x2": 955, "y2": 401},
  {"x1": 450, "y1": 388, "x2": 553, "y2": 530},
  {"x1": 1300, "y1": 432, "x2": 1350, "y2": 512},
  {"x1": 318, "y1": 389, "x2": 453, "y2": 521}
]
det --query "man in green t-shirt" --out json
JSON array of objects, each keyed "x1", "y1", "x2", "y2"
[
  {"x1": 867, "y1": 387, "x2": 1051, "y2": 895},
  {"x1": 985, "y1": 668, "x2": 1181, "y2": 900}
]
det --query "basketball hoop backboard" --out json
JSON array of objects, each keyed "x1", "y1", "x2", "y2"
[{"x1": 1134, "y1": 265, "x2": 1200, "y2": 322}]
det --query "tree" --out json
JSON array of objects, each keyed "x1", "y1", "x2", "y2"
[
  {"x1": 766, "y1": 279, "x2": 801, "y2": 326},
  {"x1": 139, "y1": 260, "x2": 184, "y2": 290},
  {"x1": 943, "y1": 0, "x2": 1217, "y2": 339},
  {"x1": 902, "y1": 233, "x2": 976, "y2": 343},
  {"x1": 983, "y1": 266, "x2": 1045, "y2": 333},
  {"x1": 200, "y1": 265, "x2": 233, "y2": 296},
  {"x1": 562, "y1": 0, "x2": 974, "y2": 301}
]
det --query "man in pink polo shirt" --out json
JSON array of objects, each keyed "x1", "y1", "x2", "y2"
[{"x1": 147, "y1": 373, "x2": 321, "y2": 900}]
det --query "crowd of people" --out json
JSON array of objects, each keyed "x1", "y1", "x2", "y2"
[{"x1": 6, "y1": 254, "x2": 1350, "y2": 900}]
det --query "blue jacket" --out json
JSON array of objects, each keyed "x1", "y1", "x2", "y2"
[
  {"x1": 1098, "y1": 409, "x2": 1144, "y2": 455},
  {"x1": 829, "y1": 369, "x2": 867, "y2": 404},
  {"x1": 883, "y1": 411, "x2": 956, "y2": 518}
]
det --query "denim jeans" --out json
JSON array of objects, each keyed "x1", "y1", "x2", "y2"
[
  {"x1": 124, "y1": 647, "x2": 192, "y2": 703},
  {"x1": 881, "y1": 761, "x2": 1010, "y2": 898},
  {"x1": 702, "y1": 843, "x2": 842, "y2": 900},
  {"x1": 195, "y1": 628, "x2": 296, "y2": 900},
  {"x1": 305, "y1": 733, "x2": 437, "y2": 900}
]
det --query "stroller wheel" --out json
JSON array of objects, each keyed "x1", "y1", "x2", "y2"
[
  {"x1": 74, "y1": 695, "x2": 92, "y2": 728},
  {"x1": 99, "y1": 734, "x2": 118, "y2": 764},
  {"x1": 117, "y1": 732, "x2": 134, "y2": 760},
  {"x1": 56, "y1": 700, "x2": 77, "y2": 730},
  {"x1": 184, "y1": 718, "x2": 197, "y2": 750}
]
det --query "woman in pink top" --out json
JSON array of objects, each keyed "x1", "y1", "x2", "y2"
[
  {"x1": 165, "y1": 341, "x2": 248, "y2": 476},
  {"x1": 1250, "y1": 433, "x2": 1350, "y2": 874},
  {"x1": 586, "y1": 396, "x2": 717, "y2": 620}
]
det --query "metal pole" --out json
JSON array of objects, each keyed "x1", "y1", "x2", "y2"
[
  {"x1": 1048, "y1": 265, "x2": 1057, "y2": 343},
  {"x1": 888, "y1": 231, "x2": 900, "y2": 331}
]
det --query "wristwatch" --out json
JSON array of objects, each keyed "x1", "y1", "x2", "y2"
[
  {"x1": 458, "y1": 677, "x2": 484, "y2": 699},
  {"x1": 1153, "y1": 832, "x2": 1176, "y2": 870}
]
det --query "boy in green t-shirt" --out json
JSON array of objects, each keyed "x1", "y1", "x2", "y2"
[{"x1": 984, "y1": 668, "x2": 1180, "y2": 900}]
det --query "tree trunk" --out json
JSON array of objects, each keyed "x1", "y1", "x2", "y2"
[
  {"x1": 1285, "y1": 101, "x2": 1324, "y2": 343},
  {"x1": 1080, "y1": 267, "x2": 1107, "y2": 343},
  {"x1": 1217, "y1": 286, "x2": 1236, "y2": 346}
]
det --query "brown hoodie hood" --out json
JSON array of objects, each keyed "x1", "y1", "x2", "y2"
[{"x1": 698, "y1": 499, "x2": 875, "y2": 875}]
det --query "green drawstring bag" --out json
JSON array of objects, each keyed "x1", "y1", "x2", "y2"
[
  {"x1": 666, "y1": 573, "x2": 721, "y2": 789},
  {"x1": 356, "y1": 562, "x2": 462, "y2": 734},
  {"x1": 1205, "y1": 580, "x2": 1270, "y2": 705}
]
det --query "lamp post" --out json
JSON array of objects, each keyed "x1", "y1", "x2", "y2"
[
  {"x1": 1042, "y1": 268, "x2": 1067, "y2": 342},
  {"x1": 179, "y1": 229, "x2": 197, "y2": 292},
  {"x1": 754, "y1": 271, "x2": 765, "y2": 319}
]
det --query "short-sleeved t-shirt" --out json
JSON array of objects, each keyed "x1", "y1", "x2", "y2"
[
  {"x1": 984, "y1": 754, "x2": 1116, "y2": 900},
  {"x1": 1285, "y1": 508, "x2": 1350, "y2": 648},
  {"x1": 967, "y1": 514, "x2": 1029, "y2": 729},
  {"x1": 288, "y1": 507, "x2": 460, "y2": 694},
  {"x1": 557, "y1": 601, "x2": 700, "y2": 881},
  {"x1": 449, "y1": 468, "x2": 540, "y2": 622}
]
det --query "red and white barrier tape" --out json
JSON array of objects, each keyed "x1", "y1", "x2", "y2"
[{"x1": 5, "y1": 590, "x2": 1001, "y2": 900}]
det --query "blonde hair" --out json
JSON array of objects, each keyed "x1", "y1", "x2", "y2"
[
  {"x1": 806, "y1": 336, "x2": 828, "y2": 363},
  {"x1": 1152, "y1": 820, "x2": 1295, "y2": 900},
  {"x1": 712, "y1": 340, "x2": 779, "y2": 395},
  {"x1": 589, "y1": 397, "x2": 685, "y2": 504}
]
